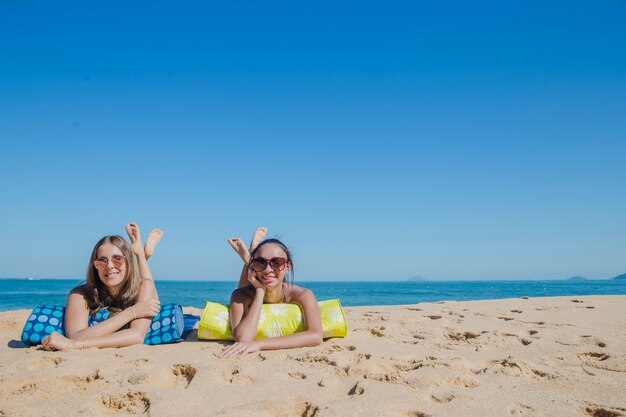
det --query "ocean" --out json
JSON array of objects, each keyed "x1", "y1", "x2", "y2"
[{"x1": 1, "y1": 278, "x2": 625, "y2": 312}]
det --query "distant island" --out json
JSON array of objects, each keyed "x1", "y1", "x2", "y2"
[
  {"x1": 407, "y1": 275, "x2": 427, "y2": 282},
  {"x1": 613, "y1": 273, "x2": 626, "y2": 280},
  {"x1": 566, "y1": 276, "x2": 588, "y2": 281}
]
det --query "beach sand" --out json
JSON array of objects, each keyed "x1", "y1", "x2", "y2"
[{"x1": 1, "y1": 295, "x2": 624, "y2": 417}]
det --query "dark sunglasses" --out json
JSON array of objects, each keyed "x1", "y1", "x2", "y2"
[
  {"x1": 249, "y1": 257, "x2": 287, "y2": 272},
  {"x1": 93, "y1": 255, "x2": 126, "y2": 270}
]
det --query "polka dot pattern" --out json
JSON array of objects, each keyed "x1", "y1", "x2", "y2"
[
  {"x1": 21, "y1": 305, "x2": 66, "y2": 344},
  {"x1": 21, "y1": 304, "x2": 185, "y2": 346},
  {"x1": 143, "y1": 304, "x2": 184, "y2": 345}
]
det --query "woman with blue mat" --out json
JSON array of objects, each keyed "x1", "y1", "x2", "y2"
[{"x1": 40, "y1": 223, "x2": 164, "y2": 350}]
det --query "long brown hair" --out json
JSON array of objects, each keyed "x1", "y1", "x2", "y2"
[{"x1": 85, "y1": 235, "x2": 140, "y2": 314}]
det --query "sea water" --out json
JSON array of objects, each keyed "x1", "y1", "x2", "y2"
[{"x1": 1, "y1": 278, "x2": 625, "y2": 312}]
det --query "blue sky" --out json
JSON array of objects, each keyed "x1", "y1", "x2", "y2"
[{"x1": 1, "y1": 1, "x2": 625, "y2": 281}]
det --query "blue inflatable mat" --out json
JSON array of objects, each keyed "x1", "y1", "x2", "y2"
[
  {"x1": 182, "y1": 314, "x2": 200, "y2": 339},
  {"x1": 21, "y1": 304, "x2": 188, "y2": 346}
]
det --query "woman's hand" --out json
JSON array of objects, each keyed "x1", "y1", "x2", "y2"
[
  {"x1": 221, "y1": 340, "x2": 261, "y2": 358},
  {"x1": 248, "y1": 273, "x2": 265, "y2": 291},
  {"x1": 131, "y1": 299, "x2": 161, "y2": 319},
  {"x1": 41, "y1": 332, "x2": 79, "y2": 351}
]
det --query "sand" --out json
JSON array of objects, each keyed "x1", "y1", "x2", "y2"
[{"x1": 0, "y1": 295, "x2": 624, "y2": 417}]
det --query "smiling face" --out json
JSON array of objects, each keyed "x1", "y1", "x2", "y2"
[
  {"x1": 252, "y1": 243, "x2": 291, "y2": 289},
  {"x1": 95, "y1": 242, "x2": 128, "y2": 296}
]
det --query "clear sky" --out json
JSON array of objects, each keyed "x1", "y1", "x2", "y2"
[{"x1": 1, "y1": 1, "x2": 625, "y2": 281}]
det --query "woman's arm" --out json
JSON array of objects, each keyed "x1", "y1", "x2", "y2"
[
  {"x1": 222, "y1": 289, "x2": 323, "y2": 357},
  {"x1": 229, "y1": 287, "x2": 265, "y2": 342},
  {"x1": 43, "y1": 290, "x2": 159, "y2": 350},
  {"x1": 64, "y1": 291, "x2": 141, "y2": 339},
  {"x1": 258, "y1": 289, "x2": 323, "y2": 349},
  {"x1": 43, "y1": 325, "x2": 154, "y2": 350}
]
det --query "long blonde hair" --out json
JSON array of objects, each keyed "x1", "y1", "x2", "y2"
[{"x1": 85, "y1": 235, "x2": 140, "y2": 314}]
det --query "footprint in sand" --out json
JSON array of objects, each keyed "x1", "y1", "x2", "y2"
[
  {"x1": 348, "y1": 381, "x2": 365, "y2": 396},
  {"x1": 578, "y1": 352, "x2": 626, "y2": 373},
  {"x1": 325, "y1": 344, "x2": 345, "y2": 353},
  {"x1": 172, "y1": 364, "x2": 197, "y2": 388},
  {"x1": 445, "y1": 331, "x2": 480, "y2": 342},
  {"x1": 128, "y1": 373, "x2": 150, "y2": 385},
  {"x1": 124, "y1": 358, "x2": 149, "y2": 367},
  {"x1": 229, "y1": 365, "x2": 255, "y2": 384},
  {"x1": 100, "y1": 391, "x2": 150, "y2": 414},
  {"x1": 579, "y1": 336, "x2": 607, "y2": 349},
  {"x1": 580, "y1": 352, "x2": 610, "y2": 361},
  {"x1": 412, "y1": 331, "x2": 433, "y2": 341},
  {"x1": 437, "y1": 376, "x2": 479, "y2": 388},
  {"x1": 431, "y1": 391, "x2": 455, "y2": 403},
  {"x1": 63, "y1": 370, "x2": 103, "y2": 388},
  {"x1": 394, "y1": 360, "x2": 424, "y2": 372},
  {"x1": 408, "y1": 411, "x2": 431, "y2": 417},
  {"x1": 288, "y1": 371, "x2": 307, "y2": 379},
  {"x1": 14, "y1": 382, "x2": 39, "y2": 395},
  {"x1": 490, "y1": 357, "x2": 558, "y2": 379},
  {"x1": 368, "y1": 328, "x2": 385, "y2": 337},
  {"x1": 509, "y1": 403, "x2": 538, "y2": 416},
  {"x1": 585, "y1": 404, "x2": 626, "y2": 417},
  {"x1": 298, "y1": 402, "x2": 320, "y2": 417},
  {"x1": 19, "y1": 355, "x2": 65, "y2": 371}
]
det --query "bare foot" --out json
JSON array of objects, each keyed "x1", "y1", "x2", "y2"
[
  {"x1": 228, "y1": 238, "x2": 250, "y2": 264},
  {"x1": 250, "y1": 227, "x2": 268, "y2": 252},
  {"x1": 125, "y1": 222, "x2": 144, "y2": 256},
  {"x1": 144, "y1": 228, "x2": 164, "y2": 260}
]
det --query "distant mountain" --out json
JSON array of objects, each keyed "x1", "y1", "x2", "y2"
[
  {"x1": 613, "y1": 273, "x2": 626, "y2": 280},
  {"x1": 407, "y1": 275, "x2": 427, "y2": 282},
  {"x1": 566, "y1": 276, "x2": 588, "y2": 281}
]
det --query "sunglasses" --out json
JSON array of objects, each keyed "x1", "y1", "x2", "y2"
[
  {"x1": 93, "y1": 255, "x2": 126, "y2": 270},
  {"x1": 249, "y1": 257, "x2": 287, "y2": 272}
]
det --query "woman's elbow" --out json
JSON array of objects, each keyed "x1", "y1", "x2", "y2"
[
  {"x1": 308, "y1": 331, "x2": 323, "y2": 346},
  {"x1": 65, "y1": 330, "x2": 78, "y2": 340},
  {"x1": 129, "y1": 329, "x2": 148, "y2": 345},
  {"x1": 232, "y1": 331, "x2": 254, "y2": 343}
]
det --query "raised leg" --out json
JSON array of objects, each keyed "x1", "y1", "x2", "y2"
[
  {"x1": 126, "y1": 222, "x2": 158, "y2": 300},
  {"x1": 144, "y1": 228, "x2": 164, "y2": 260},
  {"x1": 125, "y1": 222, "x2": 144, "y2": 257},
  {"x1": 229, "y1": 227, "x2": 268, "y2": 289},
  {"x1": 249, "y1": 227, "x2": 268, "y2": 253}
]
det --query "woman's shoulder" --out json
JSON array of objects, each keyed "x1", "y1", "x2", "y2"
[
  {"x1": 69, "y1": 283, "x2": 89, "y2": 297},
  {"x1": 66, "y1": 283, "x2": 92, "y2": 313},
  {"x1": 286, "y1": 284, "x2": 316, "y2": 303},
  {"x1": 230, "y1": 285, "x2": 256, "y2": 302}
]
